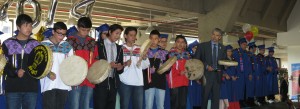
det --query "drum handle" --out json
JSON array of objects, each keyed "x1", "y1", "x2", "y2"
[{"x1": 89, "y1": 51, "x2": 93, "y2": 65}]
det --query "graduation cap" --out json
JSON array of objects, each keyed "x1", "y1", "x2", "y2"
[
  {"x1": 225, "y1": 45, "x2": 233, "y2": 50},
  {"x1": 238, "y1": 38, "x2": 247, "y2": 44},
  {"x1": 188, "y1": 40, "x2": 199, "y2": 49},
  {"x1": 159, "y1": 34, "x2": 168, "y2": 39},
  {"x1": 95, "y1": 24, "x2": 109, "y2": 33},
  {"x1": 248, "y1": 42, "x2": 257, "y2": 48},
  {"x1": 267, "y1": 47, "x2": 274, "y2": 52},
  {"x1": 257, "y1": 45, "x2": 265, "y2": 50},
  {"x1": 0, "y1": 31, "x2": 3, "y2": 35},
  {"x1": 43, "y1": 28, "x2": 53, "y2": 38},
  {"x1": 67, "y1": 26, "x2": 77, "y2": 37}
]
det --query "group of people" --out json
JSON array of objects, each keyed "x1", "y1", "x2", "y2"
[{"x1": 0, "y1": 13, "x2": 282, "y2": 109}]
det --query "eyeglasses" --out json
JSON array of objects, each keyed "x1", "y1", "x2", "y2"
[{"x1": 55, "y1": 31, "x2": 67, "y2": 37}]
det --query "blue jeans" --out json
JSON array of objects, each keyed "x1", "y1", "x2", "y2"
[
  {"x1": 145, "y1": 88, "x2": 165, "y2": 109},
  {"x1": 119, "y1": 82, "x2": 143, "y2": 109},
  {"x1": 6, "y1": 92, "x2": 38, "y2": 109},
  {"x1": 67, "y1": 86, "x2": 93, "y2": 109}
]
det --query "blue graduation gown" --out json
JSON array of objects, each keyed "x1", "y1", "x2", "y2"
[
  {"x1": 225, "y1": 64, "x2": 238, "y2": 102},
  {"x1": 256, "y1": 53, "x2": 267, "y2": 97},
  {"x1": 220, "y1": 73, "x2": 229, "y2": 99},
  {"x1": 187, "y1": 80, "x2": 202, "y2": 107},
  {"x1": 266, "y1": 56, "x2": 279, "y2": 95},
  {"x1": 246, "y1": 53, "x2": 255, "y2": 98},
  {"x1": 232, "y1": 48, "x2": 252, "y2": 100}
]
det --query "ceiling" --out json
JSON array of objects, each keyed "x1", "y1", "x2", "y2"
[
  {"x1": 2, "y1": 0, "x2": 297, "y2": 38},
  {"x1": 5, "y1": 0, "x2": 205, "y2": 36}
]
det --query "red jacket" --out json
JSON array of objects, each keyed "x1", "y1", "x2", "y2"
[
  {"x1": 66, "y1": 35, "x2": 97, "y2": 88},
  {"x1": 167, "y1": 48, "x2": 189, "y2": 88}
]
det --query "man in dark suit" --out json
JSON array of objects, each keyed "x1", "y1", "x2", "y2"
[{"x1": 194, "y1": 28, "x2": 226, "y2": 109}]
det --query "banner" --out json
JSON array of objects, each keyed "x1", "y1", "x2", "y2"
[{"x1": 291, "y1": 63, "x2": 300, "y2": 100}]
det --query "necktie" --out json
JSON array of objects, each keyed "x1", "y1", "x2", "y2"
[{"x1": 213, "y1": 44, "x2": 217, "y2": 69}]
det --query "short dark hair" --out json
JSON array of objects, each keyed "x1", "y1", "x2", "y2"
[
  {"x1": 16, "y1": 14, "x2": 33, "y2": 27},
  {"x1": 124, "y1": 27, "x2": 137, "y2": 35},
  {"x1": 176, "y1": 35, "x2": 187, "y2": 43},
  {"x1": 212, "y1": 28, "x2": 223, "y2": 36},
  {"x1": 53, "y1": 22, "x2": 67, "y2": 31},
  {"x1": 77, "y1": 17, "x2": 92, "y2": 28},
  {"x1": 149, "y1": 30, "x2": 160, "y2": 37},
  {"x1": 108, "y1": 24, "x2": 124, "y2": 36}
]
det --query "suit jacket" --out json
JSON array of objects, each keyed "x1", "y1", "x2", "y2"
[
  {"x1": 194, "y1": 41, "x2": 226, "y2": 83},
  {"x1": 95, "y1": 41, "x2": 124, "y2": 88}
]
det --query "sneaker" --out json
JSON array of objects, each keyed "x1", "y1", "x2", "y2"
[
  {"x1": 268, "y1": 100, "x2": 274, "y2": 103},
  {"x1": 254, "y1": 101, "x2": 261, "y2": 106}
]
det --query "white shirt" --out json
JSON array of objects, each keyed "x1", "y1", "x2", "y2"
[
  {"x1": 119, "y1": 44, "x2": 150, "y2": 86},
  {"x1": 104, "y1": 38, "x2": 117, "y2": 77},
  {"x1": 40, "y1": 40, "x2": 74, "y2": 93}
]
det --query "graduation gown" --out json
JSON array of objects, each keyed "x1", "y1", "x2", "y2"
[
  {"x1": 232, "y1": 48, "x2": 252, "y2": 100},
  {"x1": 266, "y1": 56, "x2": 279, "y2": 95},
  {"x1": 225, "y1": 62, "x2": 238, "y2": 102},
  {"x1": 256, "y1": 53, "x2": 267, "y2": 97}
]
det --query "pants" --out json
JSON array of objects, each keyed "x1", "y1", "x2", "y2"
[
  {"x1": 281, "y1": 93, "x2": 288, "y2": 102},
  {"x1": 67, "y1": 86, "x2": 93, "y2": 109},
  {"x1": 145, "y1": 88, "x2": 166, "y2": 109},
  {"x1": 170, "y1": 86, "x2": 188, "y2": 109},
  {"x1": 119, "y1": 82, "x2": 143, "y2": 109},
  {"x1": 42, "y1": 89, "x2": 68, "y2": 109},
  {"x1": 6, "y1": 92, "x2": 38, "y2": 109},
  {"x1": 202, "y1": 75, "x2": 221, "y2": 109},
  {"x1": 94, "y1": 78, "x2": 117, "y2": 109}
]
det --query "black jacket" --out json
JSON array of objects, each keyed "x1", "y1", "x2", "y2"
[{"x1": 95, "y1": 41, "x2": 124, "y2": 89}]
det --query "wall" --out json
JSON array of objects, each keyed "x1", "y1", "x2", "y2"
[{"x1": 277, "y1": 0, "x2": 300, "y2": 98}]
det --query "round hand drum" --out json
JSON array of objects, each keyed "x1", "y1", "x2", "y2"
[
  {"x1": 218, "y1": 60, "x2": 238, "y2": 66},
  {"x1": 59, "y1": 55, "x2": 88, "y2": 86},
  {"x1": 27, "y1": 45, "x2": 53, "y2": 79},
  {"x1": 87, "y1": 59, "x2": 111, "y2": 84},
  {"x1": 185, "y1": 59, "x2": 204, "y2": 80},
  {"x1": 0, "y1": 54, "x2": 7, "y2": 76},
  {"x1": 157, "y1": 56, "x2": 177, "y2": 74},
  {"x1": 140, "y1": 39, "x2": 152, "y2": 56}
]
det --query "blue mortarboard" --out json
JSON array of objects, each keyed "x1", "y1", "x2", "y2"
[
  {"x1": 225, "y1": 45, "x2": 233, "y2": 50},
  {"x1": 238, "y1": 38, "x2": 247, "y2": 44},
  {"x1": 95, "y1": 24, "x2": 109, "y2": 32},
  {"x1": 43, "y1": 28, "x2": 53, "y2": 38},
  {"x1": 188, "y1": 40, "x2": 199, "y2": 49},
  {"x1": 0, "y1": 31, "x2": 3, "y2": 35},
  {"x1": 159, "y1": 34, "x2": 168, "y2": 39},
  {"x1": 267, "y1": 47, "x2": 274, "y2": 52},
  {"x1": 258, "y1": 45, "x2": 265, "y2": 50},
  {"x1": 67, "y1": 26, "x2": 77, "y2": 37},
  {"x1": 248, "y1": 42, "x2": 257, "y2": 48}
]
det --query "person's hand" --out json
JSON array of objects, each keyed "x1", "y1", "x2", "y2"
[
  {"x1": 267, "y1": 67, "x2": 272, "y2": 72},
  {"x1": 110, "y1": 62, "x2": 117, "y2": 68},
  {"x1": 125, "y1": 59, "x2": 132, "y2": 67},
  {"x1": 142, "y1": 53, "x2": 148, "y2": 60},
  {"x1": 224, "y1": 74, "x2": 230, "y2": 80},
  {"x1": 207, "y1": 66, "x2": 214, "y2": 72},
  {"x1": 17, "y1": 69, "x2": 25, "y2": 78},
  {"x1": 49, "y1": 72, "x2": 56, "y2": 81},
  {"x1": 232, "y1": 76, "x2": 237, "y2": 81},
  {"x1": 249, "y1": 74, "x2": 253, "y2": 81},
  {"x1": 181, "y1": 69, "x2": 188, "y2": 75},
  {"x1": 116, "y1": 63, "x2": 123, "y2": 71},
  {"x1": 196, "y1": 79, "x2": 202, "y2": 85}
]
